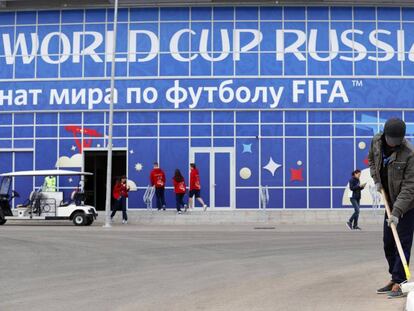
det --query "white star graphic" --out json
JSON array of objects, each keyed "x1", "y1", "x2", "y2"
[
  {"x1": 68, "y1": 178, "x2": 73, "y2": 183},
  {"x1": 263, "y1": 157, "x2": 282, "y2": 177},
  {"x1": 135, "y1": 163, "x2": 143, "y2": 172},
  {"x1": 130, "y1": 149, "x2": 134, "y2": 154},
  {"x1": 97, "y1": 144, "x2": 101, "y2": 148},
  {"x1": 71, "y1": 145, "x2": 76, "y2": 151}
]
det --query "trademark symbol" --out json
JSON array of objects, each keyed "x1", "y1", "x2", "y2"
[{"x1": 352, "y1": 80, "x2": 363, "y2": 87}]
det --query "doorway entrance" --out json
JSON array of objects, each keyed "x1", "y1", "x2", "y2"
[
  {"x1": 190, "y1": 147, "x2": 235, "y2": 209},
  {"x1": 83, "y1": 150, "x2": 127, "y2": 211}
]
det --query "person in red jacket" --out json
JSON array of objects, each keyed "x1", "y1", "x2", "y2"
[
  {"x1": 111, "y1": 175, "x2": 130, "y2": 224},
  {"x1": 173, "y1": 169, "x2": 187, "y2": 214},
  {"x1": 189, "y1": 163, "x2": 208, "y2": 211},
  {"x1": 150, "y1": 162, "x2": 166, "y2": 210}
]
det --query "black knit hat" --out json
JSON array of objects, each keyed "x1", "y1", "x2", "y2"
[{"x1": 384, "y1": 118, "x2": 406, "y2": 146}]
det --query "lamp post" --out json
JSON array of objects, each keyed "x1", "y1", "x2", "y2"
[{"x1": 103, "y1": 0, "x2": 119, "y2": 228}]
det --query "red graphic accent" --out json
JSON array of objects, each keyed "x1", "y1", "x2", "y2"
[
  {"x1": 290, "y1": 168, "x2": 304, "y2": 182},
  {"x1": 65, "y1": 126, "x2": 103, "y2": 153},
  {"x1": 363, "y1": 157, "x2": 369, "y2": 166}
]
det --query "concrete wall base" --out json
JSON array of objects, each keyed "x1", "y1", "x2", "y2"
[{"x1": 102, "y1": 208, "x2": 385, "y2": 225}]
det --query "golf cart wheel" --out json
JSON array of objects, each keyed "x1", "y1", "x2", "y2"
[
  {"x1": 0, "y1": 210, "x2": 6, "y2": 225},
  {"x1": 72, "y1": 212, "x2": 86, "y2": 226},
  {"x1": 85, "y1": 217, "x2": 93, "y2": 226}
]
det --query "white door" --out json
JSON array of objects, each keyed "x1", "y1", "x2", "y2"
[{"x1": 189, "y1": 147, "x2": 235, "y2": 209}]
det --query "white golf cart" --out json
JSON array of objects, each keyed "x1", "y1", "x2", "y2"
[{"x1": 0, "y1": 170, "x2": 98, "y2": 226}]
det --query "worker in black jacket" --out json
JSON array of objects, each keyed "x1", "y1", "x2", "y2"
[
  {"x1": 368, "y1": 118, "x2": 414, "y2": 298},
  {"x1": 347, "y1": 169, "x2": 365, "y2": 230}
]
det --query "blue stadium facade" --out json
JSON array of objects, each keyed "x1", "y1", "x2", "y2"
[{"x1": 1, "y1": 6, "x2": 413, "y2": 209}]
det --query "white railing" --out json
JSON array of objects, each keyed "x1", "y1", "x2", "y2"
[{"x1": 143, "y1": 185, "x2": 155, "y2": 210}]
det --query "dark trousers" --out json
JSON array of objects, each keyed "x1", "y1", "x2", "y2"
[
  {"x1": 349, "y1": 198, "x2": 360, "y2": 228},
  {"x1": 383, "y1": 208, "x2": 414, "y2": 283},
  {"x1": 175, "y1": 193, "x2": 185, "y2": 211},
  {"x1": 111, "y1": 196, "x2": 127, "y2": 221},
  {"x1": 155, "y1": 187, "x2": 166, "y2": 210}
]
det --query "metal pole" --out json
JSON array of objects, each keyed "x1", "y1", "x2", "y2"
[{"x1": 103, "y1": 0, "x2": 119, "y2": 228}]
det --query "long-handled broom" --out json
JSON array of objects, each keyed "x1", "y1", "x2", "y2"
[{"x1": 381, "y1": 189, "x2": 413, "y2": 293}]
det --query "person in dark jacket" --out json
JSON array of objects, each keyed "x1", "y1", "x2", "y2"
[
  {"x1": 368, "y1": 118, "x2": 414, "y2": 298},
  {"x1": 347, "y1": 169, "x2": 366, "y2": 230}
]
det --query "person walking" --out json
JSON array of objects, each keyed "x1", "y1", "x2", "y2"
[
  {"x1": 173, "y1": 169, "x2": 187, "y2": 214},
  {"x1": 346, "y1": 169, "x2": 366, "y2": 230},
  {"x1": 150, "y1": 162, "x2": 166, "y2": 210},
  {"x1": 188, "y1": 163, "x2": 208, "y2": 211},
  {"x1": 110, "y1": 175, "x2": 130, "y2": 224},
  {"x1": 368, "y1": 118, "x2": 414, "y2": 298}
]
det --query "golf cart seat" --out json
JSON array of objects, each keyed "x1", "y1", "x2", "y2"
[
  {"x1": 16, "y1": 191, "x2": 35, "y2": 208},
  {"x1": 59, "y1": 190, "x2": 73, "y2": 207},
  {"x1": 60, "y1": 189, "x2": 85, "y2": 207}
]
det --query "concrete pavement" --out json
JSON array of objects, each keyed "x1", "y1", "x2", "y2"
[{"x1": 0, "y1": 223, "x2": 407, "y2": 311}]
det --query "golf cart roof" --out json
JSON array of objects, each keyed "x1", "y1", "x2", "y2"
[{"x1": 0, "y1": 170, "x2": 93, "y2": 177}]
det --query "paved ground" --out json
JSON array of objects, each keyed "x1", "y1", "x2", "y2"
[{"x1": 0, "y1": 222, "x2": 408, "y2": 311}]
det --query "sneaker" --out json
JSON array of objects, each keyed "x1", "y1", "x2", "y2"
[
  {"x1": 353, "y1": 226, "x2": 362, "y2": 230},
  {"x1": 122, "y1": 220, "x2": 128, "y2": 224},
  {"x1": 184, "y1": 204, "x2": 188, "y2": 212},
  {"x1": 377, "y1": 282, "x2": 394, "y2": 294},
  {"x1": 346, "y1": 221, "x2": 353, "y2": 230},
  {"x1": 177, "y1": 211, "x2": 182, "y2": 215},
  {"x1": 387, "y1": 284, "x2": 406, "y2": 299},
  {"x1": 162, "y1": 205, "x2": 166, "y2": 211},
  {"x1": 203, "y1": 204, "x2": 208, "y2": 211}
]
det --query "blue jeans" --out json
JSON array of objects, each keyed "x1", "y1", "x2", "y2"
[
  {"x1": 111, "y1": 196, "x2": 127, "y2": 221},
  {"x1": 349, "y1": 198, "x2": 360, "y2": 228},
  {"x1": 155, "y1": 187, "x2": 166, "y2": 210},
  {"x1": 175, "y1": 194, "x2": 185, "y2": 211}
]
